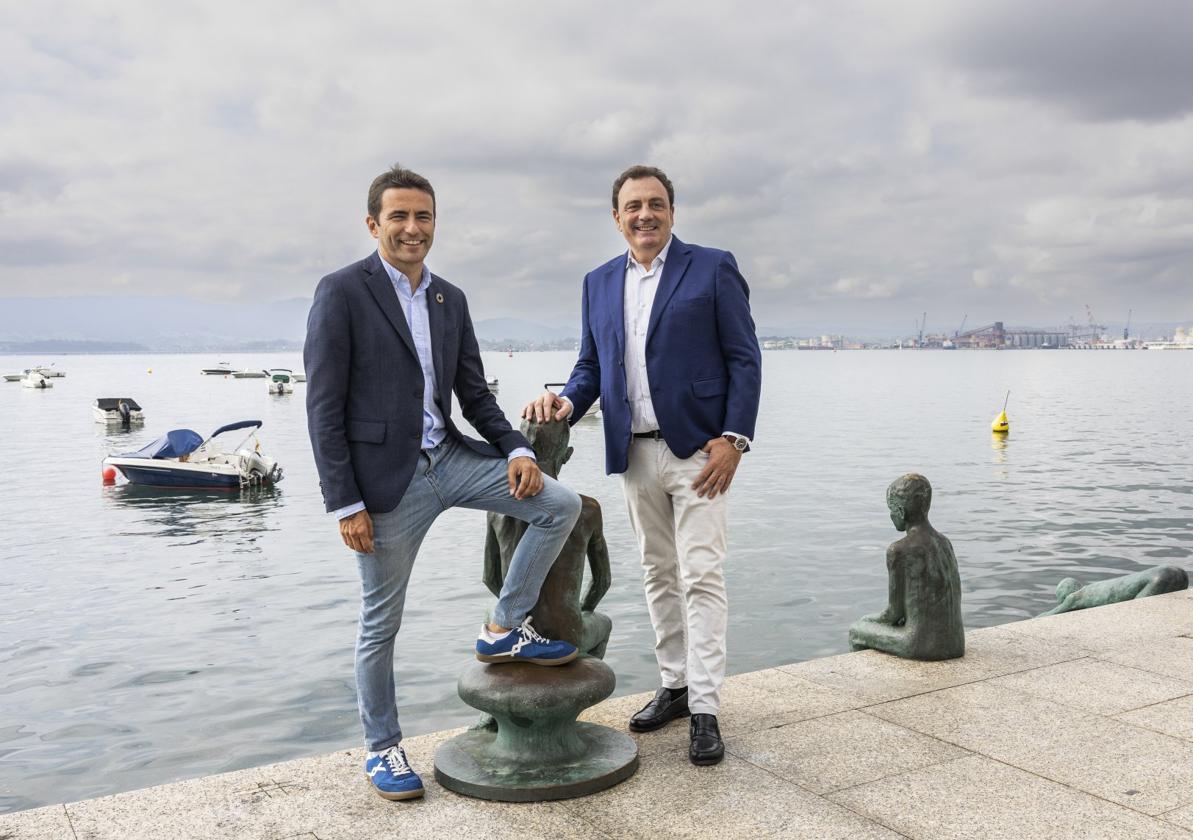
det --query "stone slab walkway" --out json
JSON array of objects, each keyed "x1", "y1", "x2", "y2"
[{"x1": 5, "y1": 589, "x2": 1193, "y2": 839}]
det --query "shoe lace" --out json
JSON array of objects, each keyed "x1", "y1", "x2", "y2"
[
  {"x1": 381, "y1": 746, "x2": 411, "y2": 775},
  {"x1": 518, "y1": 616, "x2": 549, "y2": 645}
]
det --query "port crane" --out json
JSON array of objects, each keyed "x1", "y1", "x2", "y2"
[
  {"x1": 916, "y1": 312, "x2": 926, "y2": 346},
  {"x1": 955, "y1": 314, "x2": 968, "y2": 338}
]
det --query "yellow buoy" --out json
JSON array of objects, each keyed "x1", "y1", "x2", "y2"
[{"x1": 991, "y1": 390, "x2": 1010, "y2": 434}]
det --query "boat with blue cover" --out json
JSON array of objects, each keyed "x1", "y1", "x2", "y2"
[{"x1": 103, "y1": 420, "x2": 283, "y2": 489}]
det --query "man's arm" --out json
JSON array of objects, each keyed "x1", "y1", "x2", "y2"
[
  {"x1": 451, "y1": 294, "x2": 543, "y2": 498},
  {"x1": 691, "y1": 253, "x2": 762, "y2": 498},
  {"x1": 525, "y1": 274, "x2": 600, "y2": 423},
  {"x1": 714, "y1": 252, "x2": 762, "y2": 440},
  {"x1": 304, "y1": 276, "x2": 362, "y2": 512},
  {"x1": 453, "y1": 293, "x2": 531, "y2": 454},
  {"x1": 559, "y1": 274, "x2": 602, "y2": 421}
]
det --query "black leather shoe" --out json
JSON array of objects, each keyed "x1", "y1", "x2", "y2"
[
  {"x1": 689, "y1": 713, "x2": 724, "y2": 765},
  {"x1": 628, "y1": 686, "x2": 690, "y2": 732}
]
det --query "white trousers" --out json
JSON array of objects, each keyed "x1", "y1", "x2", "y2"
[{"x1": 621, "y1": 438, "x2": 729, "y2": 716}]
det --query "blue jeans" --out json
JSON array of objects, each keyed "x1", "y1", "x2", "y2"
[{"x1": 353, "y1": 436, "x2": 581, "y2": 752}]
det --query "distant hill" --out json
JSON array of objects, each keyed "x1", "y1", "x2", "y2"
[
  {"x1": 0, "y1": 296, "x2": 311, "y2": 351},
  {"x1": 472, "y1": 318, "x2": 578, "y2": 342},
  {"x1": 0, "y1": 297, "x2": 585, "y2": 352}
]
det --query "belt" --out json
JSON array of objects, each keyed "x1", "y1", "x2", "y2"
[{"x1": 632, "y1": 430, "x2": 664, "y2": 440}]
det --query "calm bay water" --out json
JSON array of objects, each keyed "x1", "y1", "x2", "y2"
[{"x1": 1, "y1": 349, "x2": 1191, "y2": 811}]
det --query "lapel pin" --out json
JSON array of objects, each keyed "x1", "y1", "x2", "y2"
[{"x1": 436, "y1": 293, "x2": 444, "y2": 304}]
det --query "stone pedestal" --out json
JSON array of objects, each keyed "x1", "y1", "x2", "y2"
[{"x1": 433, "y1": 657, "x2": 638, "y2": 801}]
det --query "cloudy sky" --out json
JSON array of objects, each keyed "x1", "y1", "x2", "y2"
[{"x1": 3, "y1": 0, "x2": 1192, "y2": 334}]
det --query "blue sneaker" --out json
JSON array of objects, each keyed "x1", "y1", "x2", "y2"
[
  {"x1": 475, "y1": 616, "x2": 578, "y2": 665},
  {"x1": 364, "y1": 745, "x2": 424, "y2": 801}
]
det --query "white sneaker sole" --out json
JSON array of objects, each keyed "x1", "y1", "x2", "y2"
[{"x1": 475, "y1": 649, "x2": 579, "y2": 666}]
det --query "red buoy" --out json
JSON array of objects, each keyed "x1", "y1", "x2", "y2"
[{"x1": 102, "y1": 466, "x2": 117, "y2": 485}]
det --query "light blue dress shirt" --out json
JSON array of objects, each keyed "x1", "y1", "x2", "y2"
[{"x1": 334, "y1": 254, "x2": 533, "y2": 520}]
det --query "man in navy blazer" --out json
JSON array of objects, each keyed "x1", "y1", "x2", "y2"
[
  {"x1": 525, "y1": 165, "x2": 762, "y2": 766},
  {"x1": 306, "y1": 165, "x2": 581, "y2": 802}
]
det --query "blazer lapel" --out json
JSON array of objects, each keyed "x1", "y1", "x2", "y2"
[
  {"x1": 646, "y1": 237, "x2": 692, "y2": 343},
  {"x1": 362, "y1": 253, "x2": 417, "y2": 359},
  {"x1": 426, "y1": 274, "x2": 449, "y2": 399},
  {"x1": 604, "y1": 259, "x2": 626, "y2": 358}
]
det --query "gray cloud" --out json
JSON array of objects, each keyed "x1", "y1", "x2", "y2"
[
  {"x1": 937, "y1": 0, "x2": 1193, "y2": 123},
  {"x1": 0, "y1": 0, "x2": 1190, "y2": 336}
]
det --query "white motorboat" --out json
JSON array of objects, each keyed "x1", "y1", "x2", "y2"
[
  {"x1": 93, "y1": 397, "x2": 145, "y2": 426},
  {"x1": 200, "y1": 362, "x2": 233, "y2": 376},
  {"x1": 487, "y1": 376, "x2": 499, "y2": 395},
  {"x1": 34, "y1": 364, "x2": 65, "y2": 378},
  {"x1": 293, "y1": 373, "x2": 306, "y2": 383},
  {"x1": 103, "y1": 420, "x2": 283, "y2": 489},
  {"x1": 544, "y1": 382, "x2": 600, "y2": 419},
  {"x1": 231, "y1": 369, "x2": 268, "y2": 379},
  {"x1": 3, "y1": 373, "x2": 23, "y2": 382},
  {"x1": 267, "y1": 369, "x2": 294, "y2": 395},
  {"x1": 21, "y1": 370, "x2": 52, "y2": 389}
]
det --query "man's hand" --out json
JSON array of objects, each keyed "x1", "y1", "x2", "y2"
[
  {"x1": 522, "y1": 390, "x2": 571, "y2": 423},
  {"x1": 508, "y1": 456, "x2": 544, "y2": 499},
  {"x1": 691, "y1": 437, "x2": 743, "y2": 499},
  {"x1": 339, "y1": 509, "x2": 375, "y2": 554}
]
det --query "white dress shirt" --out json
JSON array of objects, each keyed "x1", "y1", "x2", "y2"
[{"x1": 624, "y1": 237, "x2": 672, "y2": 433}]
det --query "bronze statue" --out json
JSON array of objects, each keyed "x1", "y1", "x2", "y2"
[
  {"x1": 483, "y1": 418, "x2": 612, "y2": 658},
  {"x1": 849, "y1": 473, "x2": 965, "y2": 661},
  {"x1": 438, "y1": 418, "x2": 636, "y2": 800},
  {"x1": 1039, "y1": 566, "x2": 1188, "y2": 616}
]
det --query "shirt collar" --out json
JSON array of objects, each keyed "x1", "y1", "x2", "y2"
[
  {"x1": 625, "y1": 235, "x2": 674, "y2": 272},
  {"x1": 378, "y1": 251, "x2": 432, "y2": 295}
]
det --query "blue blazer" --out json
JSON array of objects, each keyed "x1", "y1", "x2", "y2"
[
  {"x1": 304, "y1": 252, "x2": 529, "y2": 514},
  {"x1": 561, "y1": 237, "x2": 762, "y2": 475}
]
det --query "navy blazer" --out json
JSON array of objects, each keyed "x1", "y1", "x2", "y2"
[
  {"x1": 304, "y1": 252, "x2": 529, "y2": 514},
  {"x1": 561, "y1": 236, "x2": 762, "y2": 475}
]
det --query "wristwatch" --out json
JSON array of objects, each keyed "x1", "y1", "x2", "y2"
[{"x1": 723, "y1": 434, "x2": 748, "y2": 452}]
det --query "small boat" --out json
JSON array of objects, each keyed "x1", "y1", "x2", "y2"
[
  {"x1": 231, "y1": 369, "x2": 268, "y2": 379},
  {"x1": 200, "y1": 362, "x2": 233, "y2": 376},
  {"x1": 267, "y1": 369, "x2": 294, "y2": 395},
  {"x1": 293, "y1": 373, "x2": 306, "y2": 383},
  {"x1": 34, "y1": 364, "x2": 65, "y2": 378},
  {"x1": 93, "y1": 397, "x2": 145, "y2": 426},
  {"x1": 487, "y1": 376, "x2": 499, "y2": 395},
  {"x1": 21, "y1": 370, "x2": 52, "y2": 389},
  {"x1": 103, "y1": 420, "x2": 283, "y2": 489},
  {"x1": 544, "y1": 382, "x2": 599, "y2": 419},
  {"x1": 3, "y1": 373, "x2": 23, "y2": 382}
]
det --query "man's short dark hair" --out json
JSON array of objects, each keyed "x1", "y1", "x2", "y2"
[
  {"x1": 612, "y1": 165, "x2": 675, "y2": 210},
  {"x1": 368, "y1": 164, "x2": 436, "y2": 220}
]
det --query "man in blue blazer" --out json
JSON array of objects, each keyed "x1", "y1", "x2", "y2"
[
  {"x1": 525, "y1": 165, "x2": 762, "y2": 766},
  {"x1": 305, "y1": 165, "x2": 581, "y2": 801}
]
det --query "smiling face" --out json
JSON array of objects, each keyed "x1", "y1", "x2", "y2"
[
  {"x1": 367, "y1": 187, "x2": 435, "y2": 277},
  {"x1": 613, "y1": 176, "x2": 675, "y2": 265}
]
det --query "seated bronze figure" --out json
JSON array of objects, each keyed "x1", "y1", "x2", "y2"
[
  {"x1": 849, "y1": 473, "x2": 965, "y2": 661},
  {"x1": 483, "y1": 418, "x2": 612, "y2": 658}
]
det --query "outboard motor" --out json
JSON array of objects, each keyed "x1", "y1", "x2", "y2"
[{"x1": 118, "y1": 400, "x2": 132, "y2": 429}]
